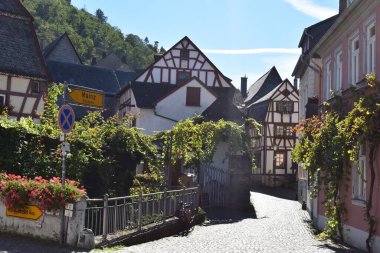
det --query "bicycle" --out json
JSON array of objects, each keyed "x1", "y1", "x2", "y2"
[{"x1": 175, "y1": 201, "x2": 194, "y2": 235}]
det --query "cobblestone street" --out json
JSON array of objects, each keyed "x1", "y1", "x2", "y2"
[{"x1": 112, "y1": 189, "x2": 360, "y2": 253}]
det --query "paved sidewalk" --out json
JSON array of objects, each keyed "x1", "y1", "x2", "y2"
[
  {"x1": 0, "y1": 188, "x2": 362, "y2": 253},
  {"x1": 110, "y1": 189, "x2": 361, "y2": 253}
]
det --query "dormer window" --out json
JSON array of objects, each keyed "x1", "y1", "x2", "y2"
[
  {"x1": 180, "y1": 49, "x2": 189, "y2": 60},
  {"x1": 31, "y1": 81, "x2": 40, "y2": 94}
]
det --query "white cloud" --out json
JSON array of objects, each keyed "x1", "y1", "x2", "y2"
[
  {"x1": 284, "y1": 0, "x2": 337, "y2": 20},
  {"x1": 202, "y1": 48, "x2": 301, "y2": 55}
]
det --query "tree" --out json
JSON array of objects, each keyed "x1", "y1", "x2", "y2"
[
  {"x1": 95, "y1": 8, "x2": 107, "y2": 23},
  {"x1": 144, "y1": 37, "x2": 149, "y2": 45}
]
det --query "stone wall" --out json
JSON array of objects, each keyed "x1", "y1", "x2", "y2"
[
  {"x1": 0, "y1": 198, "x2": 89, "y2": 247},
  {"x1": 227, "y1": 155, "x2": 251, "y2": 209}
]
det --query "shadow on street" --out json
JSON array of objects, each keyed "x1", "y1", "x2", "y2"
[
  {"x1": 0, "y1": 232, "x2": 88, "y2": 253},
  {"x1": 202, "y1": 206, "x2": 257, "y2": 226}
]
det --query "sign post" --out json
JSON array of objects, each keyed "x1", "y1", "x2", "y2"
[{"x1": 58, "y1": 82, "x2": 75, "y2": 245}]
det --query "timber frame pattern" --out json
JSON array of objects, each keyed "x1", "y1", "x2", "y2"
[{"x1": 134, "y1": 36, "x2": 233, "y2": 87}]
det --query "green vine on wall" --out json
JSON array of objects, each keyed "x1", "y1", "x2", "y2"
[
  {"x1": 156, "y1": 117, "x2": 259, "y2": 182},
  {"x1": 292, "y1": 74, "x2": 379, "y2": 252}
]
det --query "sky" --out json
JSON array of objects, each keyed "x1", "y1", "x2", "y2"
[{"x1": 71, "y1": 0, "x2": 339, "y2": 89}]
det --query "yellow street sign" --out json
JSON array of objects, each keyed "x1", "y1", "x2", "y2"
[
  {"x1": 6, "y1": 205, "x2": 43, "y2": 220},
  {"x1": 69, "y1": 88, "x2": 104, "y2": 108}
]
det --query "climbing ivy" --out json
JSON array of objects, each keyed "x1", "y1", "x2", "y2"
[
  {"x1": 292, "y1": 74, "x2": 380, "y2": 252},
  {"x1": 156, "y1": 117, "x2": 258, "y2": 179}
]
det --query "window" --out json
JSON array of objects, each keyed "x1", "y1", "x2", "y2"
[
  {"x1": 350, "y1": 36, "x2": 360, "y2": 85},
  {"x1": 180, "y1": 49, "x2": 189, "y2": 60},
  {"x1": 353, "y1": 143, "x2": 366, "y2": 201},
  {"x1": 276, "y1": 101, "x2": 294, "y2": 114},
  {"x1": 186, "y1": 87, "x2": 200, "y2": 106},
  {"x1": 275, "y1": 125, "x2": 294, "y2": 137},
  {"x1": 274, "y1": 152, "x2": 285, "y2": 168},
  {"x1": 31, "y1": 81, "x2": 40, "y2": 94},
  {"x1": 366, "y1": 22, "x2": 376, "y2": 74},
  {"x1": 325, "y1": 59, "x2": 332, "y2": 99},
  {"x1": 0, "y1": 95, "x2": 5, "y2": 107},
  {"x1": 335, "y1": 50, "x2": 343, "y2": 91},
  {"x1": 178, "y1": 71, "x2": 191, "y2": 84}
]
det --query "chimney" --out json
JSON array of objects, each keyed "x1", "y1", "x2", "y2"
[
  {"x1": 102, "y1": 51, "x2": 107, "y2": 59},
  {"x1": 91, "y1": 57, "x2": 97, "y2": 65},
  {"x1": 294, "y1": 78, "x2": 298, "y2": 90},
  {"x1": 121, "y1": 55, "x2": 127, "y2": 64},
  {"x1": 39, "y1": 38, "x2": 48, "y2": 50},
  {"x1": 154, "y1": 53, "x2": 163, "y2": 61},
  {"x1": 241, "y1": 75, "x2": 248, "y2": 98},
  {"x1": 339, "y1": 0, "x2": 347, "y2": 13}
]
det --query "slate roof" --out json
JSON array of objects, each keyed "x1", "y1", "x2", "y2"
[
  {"x1": 47, "y1": 61, "x2": 120, "y2": 95},
  {"x1": 115, "y1": 70, "x2": 139, "y2": 89},
  {"x1": 0, "y1": 2, "x2": 49, "y2": 79},
  {"x1": 129, "y1": 82, "x2": 177, "y2": 109},
  {"x1": 293, "y1": 15, "x2": 338, "y2": 77},
  {"x1": 202, "y1": 98, "x2": 245, "y2": 123},
  {"x1": 246, "y1": 101, "x2": 269, "y2": 122},
  {"x1": 43, "y1": 33, "x2": 83, "y2": 64},
  {"x1": 252, "y1": 82, "x2": 283, "y2": 105},
  {"x1": 96, "y1": 54, "x2": 132, "y2": 71},
  {"x1": 0, "y1": 0, "x2": 32, "y2": 19},
  {"x1": 298, "y1": 15, "x2": 339, "y2": 53},
  {"x1": 244, "y1": 66, "x2": 282, "y2": 104}
]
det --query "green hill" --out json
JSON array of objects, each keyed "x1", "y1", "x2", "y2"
[{"x1": 22, "y1": 0, "x2": 163, "y2": 69}]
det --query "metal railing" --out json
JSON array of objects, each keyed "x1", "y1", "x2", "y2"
[{"x1": 85, "y1": 187, "x2": 199, "y2": 240}]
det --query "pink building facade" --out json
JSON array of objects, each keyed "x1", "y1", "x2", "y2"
[{"x1": 310, "y1": 1, "x2": 380, "y2": 251}]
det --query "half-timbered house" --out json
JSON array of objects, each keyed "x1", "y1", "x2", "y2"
[
  {"x1": 248, "y1": 79, "x2": 299, "y2": 187},
  {"x1": 118, "y1": 36, "x2": 243, "y2": 135},
  {"x1": 0, "y1": 0, "x2": 49, "y2": 121}
]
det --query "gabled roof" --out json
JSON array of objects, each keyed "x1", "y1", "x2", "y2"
[
  {"x1": 0, "y1": 0, "x2": 33, "y2": 19},
  {"x1": 0, "y1": 1, "x2": 49, "y2": 79},
  {"x1": 46, "y1": 61, "x2": 120, "y2": 95},
  {"x1": 96, "y1": 54, "x2": 132, "y2": 71},
  {"x1": 298, "y1": 15, "x2": 339, "y2": 51},
  {"x1": 252, "y1": 79, "x2": 295, "y2": 105},
  {"x1": 43, "y1": 33, "x2": 83, "y2": 64},
  {"x1": 293, "y1": 15, "x2": 338, "y2": 78},
  {"x1": 132, "y1": 36, "x2": 233, "y2": 86},
  {"x1": 244, "y1": 66, "x2": 282, "y2": 104}
]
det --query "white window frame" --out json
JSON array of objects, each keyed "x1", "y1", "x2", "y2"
[
  {"x1": 349, "y1": 34, "x2": 360, "y2": 85},
  {"x1": 365, "y1": 18, "x2": 376, "y2": 74},
  {"x1": 352, "y1": 142, "x2": 366, "y2": 203},
  {"x1": 334, "y1": 49, "x2": 343, "y2": 92},
  {"x1": 324, "y1": 58, "x2": 332, "y2": 100}
]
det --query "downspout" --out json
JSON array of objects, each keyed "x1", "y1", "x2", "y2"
[
  {"x1": 153, "y1": 107, "x2": 178, "y2": 122},
  {"x1": 300, "y1": 54, "x2": 322, "y2": 226}
]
